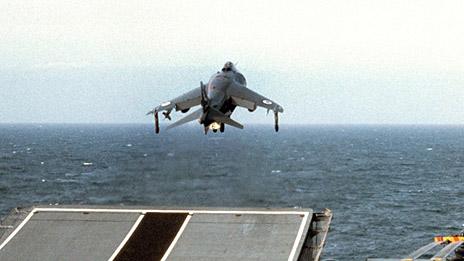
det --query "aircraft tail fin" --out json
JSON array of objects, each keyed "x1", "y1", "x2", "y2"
[
  {"x1": 166, "y1": 108, "x2": 203, "y2": 130},
  {"x1": 209, "y1": 108, "x2": 244, "y2": 129}
]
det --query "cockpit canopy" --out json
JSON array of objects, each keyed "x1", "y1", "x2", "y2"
[{"x1": 221, "y1": 61, "x2": 236, "y2": 72}]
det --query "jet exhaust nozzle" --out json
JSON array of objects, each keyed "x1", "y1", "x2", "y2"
[{"x1": 208, "y1": 108, "x2": 244, "y2": 129}]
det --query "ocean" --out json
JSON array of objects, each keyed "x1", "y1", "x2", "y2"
[{"x1": 0, "y1": 124, "x2": 463, "y2": 260}]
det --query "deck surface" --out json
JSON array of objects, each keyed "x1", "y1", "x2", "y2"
[{"x1": 0, "y1": 206, "x2": 313, "y2": 261}]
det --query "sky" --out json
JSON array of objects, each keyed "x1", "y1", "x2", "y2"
[{"x1": 0, "y1": 0, "x2": 463, "y2": 124}]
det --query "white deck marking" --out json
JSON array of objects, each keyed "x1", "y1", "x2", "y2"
[
  {"x1": 160, "y1": 213, "x2": 192, "y2": 261},
  {"x1": 32, "y1": 207, "x2": 308, "y2": 215},
  {"x1": 288, "y1": 212, "x2": 310, "y2": 261},
  {"x1": 0, "y1": 210, "x2": 36, "y2": 251},
  {"x1": 107, "y1": 214, "x2": 145, "y2": 261}
]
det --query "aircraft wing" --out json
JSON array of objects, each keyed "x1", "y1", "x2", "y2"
[
  {"x1": 228, "y1": 82, "x2": 284, "y2": 113},
  {"x1": 147, "y1": 87, "x2": 202, "y2": 115}
]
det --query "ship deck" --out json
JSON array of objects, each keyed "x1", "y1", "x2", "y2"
[{"x1": 0, "y1": 205, "x2": 332, "y2": 261}]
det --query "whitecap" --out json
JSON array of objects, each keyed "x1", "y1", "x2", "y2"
[
  {"x1": 126, "y1": 143, "x2": 133, "y2": 147},
  {"x1": 271, "y1": 170, "x2": 281, "y2": 173},
  {"x1": 426, "y1": 148, "x2": 433, "y2": 151},
  {"x1": 82, "y1": 162, "x2": 93, "y2": 166},
  {"x1": 56, "y1": 178, "x2": 79, "y2": 183}
]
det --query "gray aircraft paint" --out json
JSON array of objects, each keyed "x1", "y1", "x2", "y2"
[{"x1": 147, "y1": 62, "x2": 283, "y2": 134}]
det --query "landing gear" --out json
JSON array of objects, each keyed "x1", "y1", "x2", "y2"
[
  {"x1": 220, "y1": 123, "x2": 225, "y2": 133},
  {"x1": 213, "y1": 129, "x2": 217, "y2": 133},
  {"x1": 274, "y1": 111, "x2": 279, "y2": 132},
  {"x1": 154, "y1": 112, "x2": 160, "y2": 134}
]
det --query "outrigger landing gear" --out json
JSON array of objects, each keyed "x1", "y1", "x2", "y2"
[
  {"x1": 274, "y1": 111, "x2": 279, "y2": 132},
  {"x1": 220, "y1": 123, "x2": 225, "y2": 133},
  {"x1": 154, "y1": 112, "x2": 160, "y2": 134}
]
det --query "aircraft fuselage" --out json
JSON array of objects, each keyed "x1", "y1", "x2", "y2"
[{"x1": 201, "y1": 70, "x2": 246, "y2": 129}]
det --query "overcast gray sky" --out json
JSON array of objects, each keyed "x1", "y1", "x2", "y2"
[{"x1": 1, "y1": 0, "x2": 463, "y2": 124}]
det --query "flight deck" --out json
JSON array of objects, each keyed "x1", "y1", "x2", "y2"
[{"x1": 0, "y1": 206, "x2": 332, "y2": 261}]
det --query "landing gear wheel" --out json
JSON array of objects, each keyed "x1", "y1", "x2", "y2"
[
  {"x1": 213, "y1": 129, "x2": 217, "y2": 133},
  {"x1": 220, "y1": 123, "x2": 225, "y2": 133}
]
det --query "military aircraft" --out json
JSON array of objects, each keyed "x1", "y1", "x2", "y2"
[{"x1": 147, "y1": 62, "x2": 284, "y2": 134}]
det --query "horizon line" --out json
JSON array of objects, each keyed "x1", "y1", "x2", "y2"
[{"x1": 1, "y1": 122, "x2": 463, "y2": 126}]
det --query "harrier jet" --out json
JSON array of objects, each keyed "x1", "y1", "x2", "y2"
[{"x1": 147, "y1": 62, "x2": 283, "y2": 134}]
